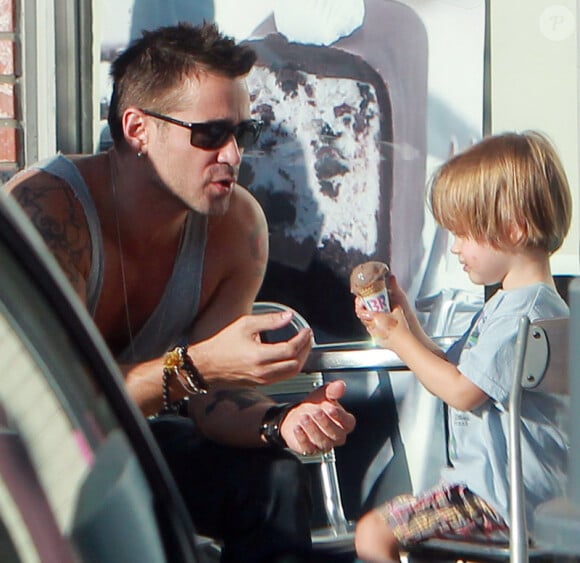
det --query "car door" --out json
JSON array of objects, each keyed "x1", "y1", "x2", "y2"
[{"x1": 0, "y1": 192, "x2": 201, "y2": 563}]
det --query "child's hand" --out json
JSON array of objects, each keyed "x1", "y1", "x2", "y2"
[
  {"x1": 355, "y1": 296, "x2": 373, "y2": 330},
  {"x1": 355, "y1": 298, "x2": 410, "y2": 351},
  {"x1": 371, "y1": 307, "x2": 411, "y2": 350},
  {"x1": 386, "y1": 275, "x2": 410, "y2": 313}
]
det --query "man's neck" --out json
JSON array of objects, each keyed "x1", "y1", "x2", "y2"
[{"x1": 108, "y1": 148, "x2": 188, "y2": 249}]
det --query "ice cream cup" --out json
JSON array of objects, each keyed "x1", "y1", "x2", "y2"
[{"x1": 359, "y1": 281, "x2": 390, "y2": 312}]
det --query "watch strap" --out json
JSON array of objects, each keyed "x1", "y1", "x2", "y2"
[{"x1": 259, "y1": 403, "x2": 293, "y2": 448}]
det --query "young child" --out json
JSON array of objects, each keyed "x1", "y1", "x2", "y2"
[{"x1": 353, "y1": 130, "x2": 573, "y2": 562}]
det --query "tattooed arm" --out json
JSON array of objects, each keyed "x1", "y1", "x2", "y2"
[
  {"x1": 4, "y1": 171, "x2": 91, "y2": 300},
  {"x1": 188, "y1": 382, "x2": 355, "y2": 453},
  {"x1": 189, "y1": 386, "x2": 278, "y2": 447},
  {"x1": 118, "y1": 184, "x2": 312, "y2": 414},
  {"x1": 183, "y1": 187, "x2": 348, "y2": 452}
]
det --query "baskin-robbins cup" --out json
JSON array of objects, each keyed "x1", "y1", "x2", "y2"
[{"x1": 350, "y1": 261, "x2": 390, "y2": 312}]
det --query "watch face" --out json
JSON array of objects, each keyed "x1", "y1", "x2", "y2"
[{"x1": 259, "y1": 422, "x2": 273, "y2": 444}]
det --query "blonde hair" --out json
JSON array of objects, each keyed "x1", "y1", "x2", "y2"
[{"x1": 429, "y1": 131, "x2": 572, "y2": 254}]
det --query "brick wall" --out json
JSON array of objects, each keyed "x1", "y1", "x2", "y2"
[{"x1": 0, "y1": 0, "x2": 19, "y2": 181}]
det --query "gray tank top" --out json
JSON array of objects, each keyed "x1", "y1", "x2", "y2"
[{"x1": 32, "y1": 154, "x2": 208, "y2": 363}]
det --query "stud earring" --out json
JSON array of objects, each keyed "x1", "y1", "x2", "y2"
[{"x1": 137, "y1": 150, "x2": 144, "y2": 159}]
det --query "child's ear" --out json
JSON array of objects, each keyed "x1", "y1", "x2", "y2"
[{"x1": 507, "y1": 222, "x2": 527, "y2": 246}]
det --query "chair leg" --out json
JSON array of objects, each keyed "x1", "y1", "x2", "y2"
[{"x1": 319, "y1": 452, "x2": 351, "y2": 536}]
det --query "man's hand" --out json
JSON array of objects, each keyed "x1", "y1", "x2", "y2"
[
  {"x1": 281, "y1": 380, "x2": 356, "y2": 455},
  {"x1": 194, "y1": 311, "x2": 313, "y2": 386}
]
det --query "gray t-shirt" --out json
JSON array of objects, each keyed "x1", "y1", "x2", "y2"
[{"x1": 440, "y1": 283, "x2": 569, "y2": 525}]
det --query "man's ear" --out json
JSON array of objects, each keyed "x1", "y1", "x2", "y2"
[{"x1": 122, "y1": 107, "x2": 148, "y2": 153}]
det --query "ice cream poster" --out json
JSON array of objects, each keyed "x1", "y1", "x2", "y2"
[{"x1": 99, "y1": 0, "x2": 486, "y2": 342}]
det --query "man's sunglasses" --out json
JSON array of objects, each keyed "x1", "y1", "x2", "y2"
[{"x1": 141, "y1": 109, "x2": 263, "y2": 150}]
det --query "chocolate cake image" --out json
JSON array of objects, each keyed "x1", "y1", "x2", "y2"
[{"x1": 240, "y1": 33, "x2": 393, "y2": 340}]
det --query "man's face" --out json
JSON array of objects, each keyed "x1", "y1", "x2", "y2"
[{"x1": 144, "y1": 72, "x2": 252, "y2": 216}]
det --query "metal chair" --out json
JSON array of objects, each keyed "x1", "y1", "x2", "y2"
[
  {"x1": 253, "y1": 301, "x2": 355, "y2": 552},
  {"x1": 401, "y1": 314, "x2": 570, "y2": 563},
  {"x1": 532, "y1": 277, "x2": 580, "y2": 557},
  {"x1": 255, "y1": 301, "x2": 457, "y2": 543}
]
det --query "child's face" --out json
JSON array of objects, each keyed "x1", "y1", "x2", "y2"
[{"x1": 450, "y1": 235, "x2": 512, "y2": 286}]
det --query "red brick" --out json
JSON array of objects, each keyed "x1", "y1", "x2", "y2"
[
  {"x1": 0, "y1": 39, "x2": 14, "y2": 75},
  {"x1": 0, "y1": 82, "x2": 14, "y2": 118},
  {"x1": 0, "y1": 125, "x2": 18, "y2": 162},
  {"x1": 0, "y1": 0, "x2": 14, "y2": 33}
]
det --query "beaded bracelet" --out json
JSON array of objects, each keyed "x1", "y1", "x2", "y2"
[
  {"x1": 161, "y1": 345, "x2": 208, "y2": 413},
  {"x1": 161, "y1": 368, "x2": 180, "y2": 414}
]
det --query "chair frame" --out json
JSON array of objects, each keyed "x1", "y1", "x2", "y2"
[
  {"x1": 256, "y1": 300, "x2": 571, "y2": 561},
  {"x1": 401, "y1": 315, "x2": 569, "y2": 563},
  {"x1": 532, "y1": 278, "x2": 580, "y2": 557},
  {"x1": 509, "y1": 316, "x2": 568, "y2": 562},
  {"x1": 254, "y1": 303, "x2": 453, "y2": 551},
  {"x1": 253, "y1": 301, "x2": 354, "y2": 546}
]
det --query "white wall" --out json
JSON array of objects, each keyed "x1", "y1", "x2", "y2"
[{"x1": 491, "y1": 0, "x2": 579, "y2": 274}]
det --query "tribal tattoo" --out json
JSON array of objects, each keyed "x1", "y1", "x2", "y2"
[
  {"x1": 205, "y1": 387, "x2": 268, "y2": 416},
  {"x1": 14, "y1": 185, "x2": 89, "y2": 286}
]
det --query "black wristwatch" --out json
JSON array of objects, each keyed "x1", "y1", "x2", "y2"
[{"x1": 259, "y1": 403, "x2": 293, "y2": 448}]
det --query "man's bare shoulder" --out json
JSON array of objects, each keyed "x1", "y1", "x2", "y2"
[
  {"x1": 230, "y1": 184, "x2": 267, "y2": 230},
  {"x1": 203, "y1": 184, "x2": 268, "y2": 295},
  {"x1": 219, "y1": 185, "x2": 267, "y2": 254},
  {"x1": 4, "y1": 167, "x2": 91, "y2": 294}
]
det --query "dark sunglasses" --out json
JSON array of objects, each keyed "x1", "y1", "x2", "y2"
[{"x1": 141, "y1": 109, "x2": 262, "y2": 150}]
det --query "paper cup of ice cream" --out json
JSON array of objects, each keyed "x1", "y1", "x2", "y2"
[{"x1": 350, "y1": 261, "x2": 390, "y2": 312}]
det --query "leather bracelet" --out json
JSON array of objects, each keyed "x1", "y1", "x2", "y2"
[
  {"x1": 163, "y1": 345, "x2": 208, "y2": 396},
  {"x1": 161, "y1": 346, "x2": 208, "y2": 414},
  {"x1": 259, "y1": 403, "x2": 293, "y2": 448}
]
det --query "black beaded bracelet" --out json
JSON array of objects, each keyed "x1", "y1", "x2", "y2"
[
  {"x1": 259, "y1": 403, "x2": 293, "y2": 448},
  {"x1": 164, "y1": 345, "x2": 208, "y2": 394},
  {"x1": 161, "y1": 367, "x2": 181, "y2": 414},
  {"x1": 161, "y1": 345, "x2": 208, "y2": 414}
]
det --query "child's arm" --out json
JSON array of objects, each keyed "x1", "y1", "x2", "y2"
[
  {"x1": 388, "y1": 275, "x2": 445, "y2": 356},
  {"x1": 355, "y1": 275, "x2": 442, "y2": 356},
  {"x1": 357, "y1": 305, "x2": 488, "y2": 411}
]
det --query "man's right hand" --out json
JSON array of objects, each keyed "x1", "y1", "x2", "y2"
[
  {"x1": 192, "y1": 311, "x2": 314, "y2": 386},
  {"x1": 281, "y1": 379, "x2": 356, "y2": 455}
]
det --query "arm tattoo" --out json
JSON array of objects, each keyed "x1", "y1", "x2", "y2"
[
  {"x1": 14, "y1": 185, "x2": 89, "y2": 286},
  {"x1": 205, "y1": 388, "x2": 269, "y2": 416}
]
